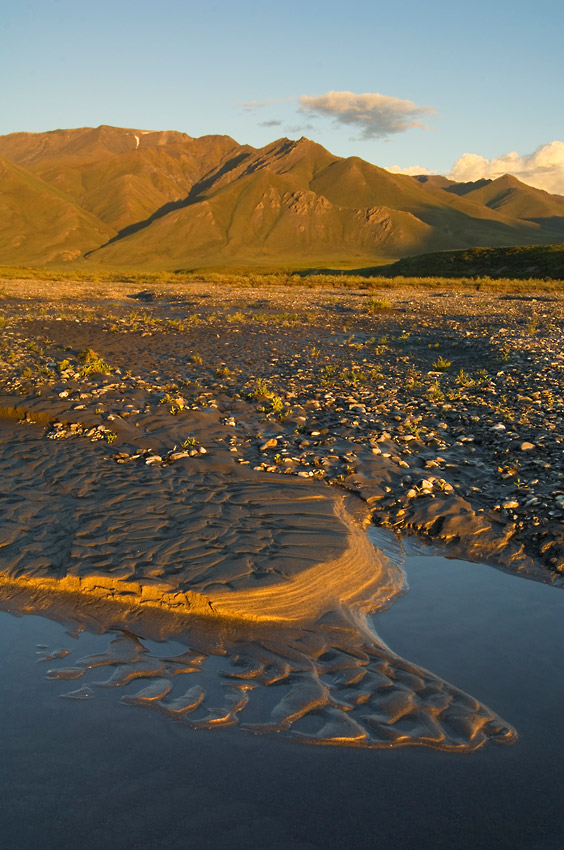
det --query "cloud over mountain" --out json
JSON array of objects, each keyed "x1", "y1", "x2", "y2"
[
  {"x1": 298, "y1": 90, "x2": 435, "y2": 139},
  {"x1": 387, "y1": 164, "x2": 435, "y2": 176},
  {"x1": 449, "y1": 141, "x2": 564, "y2": 194}
]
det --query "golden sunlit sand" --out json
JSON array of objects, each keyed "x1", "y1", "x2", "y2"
[{"x1": 0, "y1": 408, "x2": 516, "y2": 750}]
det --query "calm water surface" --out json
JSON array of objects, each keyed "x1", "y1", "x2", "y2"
[{"x1": 1, "y1": 553, "x2": 563, "y2": 850}]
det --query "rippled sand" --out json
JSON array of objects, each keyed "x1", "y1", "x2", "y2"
[{"x1": 0, "y1": 414, "x2": 515, "y2": 750}]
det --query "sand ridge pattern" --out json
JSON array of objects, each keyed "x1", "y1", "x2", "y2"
[
  {"x1": 0, "y1": 416, "x2": 397, "y2": 623},
  {"x1": 38, "y1": 618, "x2": 515, "y2": 751},
  {"x1": 0, "y1": 414, "x2": 515, "y2": 750}
]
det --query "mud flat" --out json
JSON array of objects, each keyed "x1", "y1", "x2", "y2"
[
  {"x1": 1, "y1": 277, "x2": 563, "y2": 580},
  {"x1": 0, "y1": 278, "x2": 563, "y2": 747},
  {"x1": 0, "y1": 414, "x2": 513, "y2": 750}
]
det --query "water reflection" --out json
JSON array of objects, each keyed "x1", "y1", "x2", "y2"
[{"x1": 2, "y1": 578, "x2": 516, "y2": 751}]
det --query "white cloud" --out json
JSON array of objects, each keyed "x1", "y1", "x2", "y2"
[
  {"x1": 449, "y1": 141, "x2": 564, "y2": 194},
  {"x1": 387, "y1": 164, "x2": 436, "y2": 176},
  {"x1": 298, "y1": 90, "x2": 435, "y2": 139},
  {"x1": 240, "y1": 100, "x2": 268, "y2": 111}
]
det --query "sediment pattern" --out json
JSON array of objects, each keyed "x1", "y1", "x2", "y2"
[
  {"x1": 40, "y1": 619, "x2": 515, "y2": 750},
  {"x1": 0, "y1": 417, "x2": 516, "y2": 750}
]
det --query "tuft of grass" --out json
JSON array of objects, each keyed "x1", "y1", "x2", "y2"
[
  {"x1": 78, "y1": 348, "x2": 112, "y2": 376},
  {"x1": 433, "y1": 356, "x2": 451, "y2": 372},
  {"x1": 249, "y1": 377, "x2": 270, "y2": 399},
  {"x1": 165, "y1": 318, "x2": 185, "y2": 331},
  {"x1": 428, "y1": 379, "x2": 445, "y2": 402},
  {"x1": 456, "y1": 368, "x2": 475, "y2": 387},
  {"x1": 365, "y1": 297, "x2": 392, "y2": 313},
  {"x1": 226, "y1": 311, "x2": 246, "y2": 323}
]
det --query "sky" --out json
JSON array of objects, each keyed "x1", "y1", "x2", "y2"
[{"x1": 2, "y1": 0, "x2": 564, "y2": 192}]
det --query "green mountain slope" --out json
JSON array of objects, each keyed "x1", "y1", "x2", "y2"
[
  {"x1": 0, "y1": 154, "x2": 115, "y2": 264},
  {"x1": 0, "y1": 125, "x2": 562, "y2": 269},
  {"x1": 375, "y1": 243, "x2": 564, "y2": 279}
]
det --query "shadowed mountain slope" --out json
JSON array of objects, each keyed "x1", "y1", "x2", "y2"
[{"x1": 0, "y1": 125, "x2": 563, "y2": 268}]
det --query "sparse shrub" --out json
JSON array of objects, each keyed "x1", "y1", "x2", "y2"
[
  {"x1": 366, "y1": 297, "x2": 392, "y2": 313},
  {"x1": 249, "y1": 377, "x2": 270, "y2": 399},
  {"x1": 428, "y1": 379, "x2": 445, "y2": 402},
  {"x1": 166, "y1": 318, "x2": 185, "y2": 331},
  {"x1": 433, "y1": 356, "x2": 451, "y2": 371},
  {"x1": 456, "y1": 368, "x2": 475, "y2": 387},
  {"x1": 78, "y1": 349, "x2": 112, "y2": 376}
]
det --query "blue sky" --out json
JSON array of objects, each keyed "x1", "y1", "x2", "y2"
[{"x1": 3, "y1": 0, "x2": 563, "y2": 189}]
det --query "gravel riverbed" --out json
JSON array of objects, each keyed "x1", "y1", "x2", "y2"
[{"x1": 1, "y1": 278, "x2": 563, "y2": 582}]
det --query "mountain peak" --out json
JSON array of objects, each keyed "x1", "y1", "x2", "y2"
[{"x1": 0, "y1": 124, "x2": 563, "y2": 268}]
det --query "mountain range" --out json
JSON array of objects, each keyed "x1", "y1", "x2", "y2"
[{"x1": 1, "y1": 124, "x2": 563, "y2": 269}]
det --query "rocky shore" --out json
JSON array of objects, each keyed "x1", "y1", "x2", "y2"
[{"x1": 1, "y1": 276, "x2": 563, "y2": 583}]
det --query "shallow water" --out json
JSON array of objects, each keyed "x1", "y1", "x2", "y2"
[{"x1": 1, "y1": 552, "x2": 562, "y2": 849}]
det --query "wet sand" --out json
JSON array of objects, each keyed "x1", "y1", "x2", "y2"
[
  {"x1": 0, "y1": 277, "x2": 563, "y2": 841},
  {"x1": 1, "y1": 553, "x2": 562, "y2": 850},
  {"x1": 1, "y1": 278, "x2": 563, "y2": 746},
  {"x1": 1, "y1": 278, "x2": 563, "y2": 580},
  {"x1": 0, "y1": 412, "x2": 514, "y2": 750}
]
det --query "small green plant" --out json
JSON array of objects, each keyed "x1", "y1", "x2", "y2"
[
  {"x1": 166, "y1": 318, "x2": 185, "y2": 331},
  {"x1": 366, "y1": 297, "x2": 391, "y2": 313},
  {"x1": 181, "y1": 436, "x2": 198, "y2": 448},
  {"x1": 428, "y1": 379, "x2": 445, "y2": 402},
  {"x1": 433, "y1": 356, "x2": 451, "y2": 371},
  {"x1": 106, "y1": 433, "x2": 117, "y2": 444},
  {"x1": 456, "y1": 368, "x2": 475, "y2": 387},
  {"x1": 57, "y1": 359, "x2": 70, "y2": 372},
  {"x1": 270, "y1": 395, "x2": 284, "y2": 412},
  {"x1": 78, "y1": 349, "x2": 112, "y2": 376},
  {"x1": 191, "y1": 353, "x2": 203, "y2": 365},
  {"x1": 249, "y1": 377, "x2": 270, "y2": 399},
  {"x1": 216, "y1": 365, "x2": 231, "y2": 377}
]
